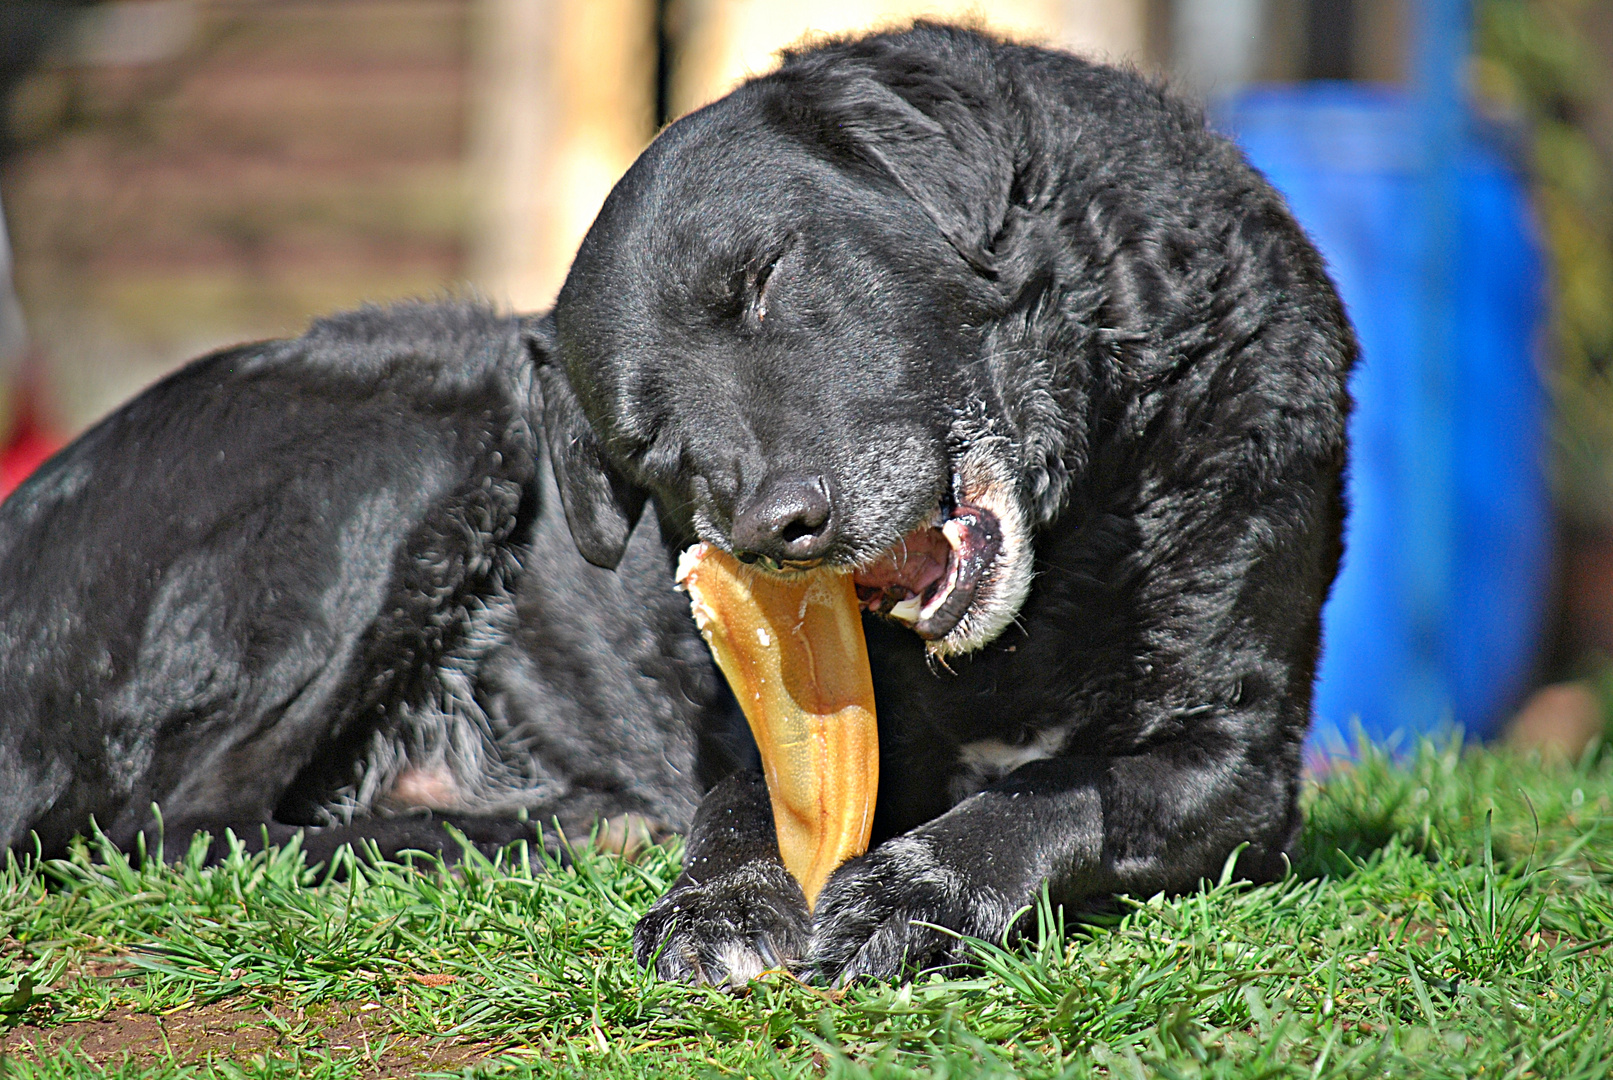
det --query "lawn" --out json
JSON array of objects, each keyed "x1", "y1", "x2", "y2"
[{"x1": 2, "y1": 738, "x2": 1611, "y2": 1079}]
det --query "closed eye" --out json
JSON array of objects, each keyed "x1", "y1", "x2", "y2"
[
  {"x1": 747, "y1": 233, "x2": 797, "y2": 328},
  {"x1": 753, "y1": 259, "x2": 776, "y2": 323}
]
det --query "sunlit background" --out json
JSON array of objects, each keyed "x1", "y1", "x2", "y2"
[{"x1": 1, "y1": 0, "x2": 1609, "y2": 757}]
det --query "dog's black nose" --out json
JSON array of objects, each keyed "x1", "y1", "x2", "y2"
[{"x1": 732, "y1": 472, "x2": 835, "y2": 567}]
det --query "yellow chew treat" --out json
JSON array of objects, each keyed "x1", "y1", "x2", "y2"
[{"x1": 677, "y1": 543, "x2": 879, "y2": 909}]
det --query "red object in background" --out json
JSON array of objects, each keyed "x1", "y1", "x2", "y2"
[{"x1": 0, "y1": 383, "x2": 63, "y2": 500}]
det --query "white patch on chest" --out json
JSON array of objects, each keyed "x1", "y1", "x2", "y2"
[{"x1": 950, "y1": 725, "x2": 1072, "y2": 803}]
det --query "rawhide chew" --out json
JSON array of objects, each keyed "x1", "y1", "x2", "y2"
[{"x1": 676, "y1": 543, "x2": 879, "y2": 908}]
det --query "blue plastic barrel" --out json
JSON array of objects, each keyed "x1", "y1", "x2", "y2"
[{"x1": 1215, "y1": 85, "x2": 1549, "y2": 750}]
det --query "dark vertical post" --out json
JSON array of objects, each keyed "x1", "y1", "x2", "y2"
[
  {"x1": 1304, "y1": 0, "x2": 1357, "y2": 79},
  {"x1": 654, "y1": 0, "x2": 673, "y2": 129}
]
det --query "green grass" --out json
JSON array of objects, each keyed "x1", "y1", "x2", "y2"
[{"x1": 3, "y1": 737, "x2": 1612, "y2": 1079}]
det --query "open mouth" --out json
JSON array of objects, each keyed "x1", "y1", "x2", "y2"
[{"x1": 852, "y1": 505, "x2": 1002, "y2": 641}]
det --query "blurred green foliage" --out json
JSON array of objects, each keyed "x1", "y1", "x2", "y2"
[{"x1": 1475, "y1": 0, "x2": 1613, "y2": 521}]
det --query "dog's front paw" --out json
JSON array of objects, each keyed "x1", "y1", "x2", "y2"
[
  {"x1": 808, "y1": 836, "x2": 1019, "y2": 984},
  {"x1": 632, "y1": 861, "x2": 810, "y2": 987}
]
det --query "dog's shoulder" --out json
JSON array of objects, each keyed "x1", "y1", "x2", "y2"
[{"x1": 287, "y1": 300, "x2": 531, "y2": 392}]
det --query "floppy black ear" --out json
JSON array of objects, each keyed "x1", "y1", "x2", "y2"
[
  {"x1": 773, "y1": 38, "x2": 1015, "y2": 275},
  {"x1": 522, "y1": 314, "x2": 646, "y2": 570}
]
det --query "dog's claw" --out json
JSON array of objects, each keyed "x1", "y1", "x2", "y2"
[
  {"x1": 632, "y1": 860, "x2": 810, "y2": 987},
  {"x1": 807, "y1": 835, "x2": 1019, "y2": 983},
  {"x1": 752, "y1": 933, "x2": 783, "y2": 970}
]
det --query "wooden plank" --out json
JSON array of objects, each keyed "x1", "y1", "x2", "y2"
[{"x1": 468, "y1": 0, "x2": 656, "y2": 310}]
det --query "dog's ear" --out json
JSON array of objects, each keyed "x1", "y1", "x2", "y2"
[
  {"x1": 774, "y1": 46, "x2": 1014, "y2": 275},
  {"x1": 522, "y1": 314, "x2": 646, "y2": 570}
]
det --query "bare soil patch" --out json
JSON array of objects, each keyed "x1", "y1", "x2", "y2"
[{"x1": 1, "y1": 1000, "x2": 506, "y2": 1077}]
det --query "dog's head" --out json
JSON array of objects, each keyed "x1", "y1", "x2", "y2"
[{"x1": 545, "y1": 27, "x2": 1075, "y2": 658}]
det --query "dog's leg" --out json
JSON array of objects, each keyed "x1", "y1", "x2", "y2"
[
  {"x1": 807, "y1": 739, "x2": 1300, "y2": 983},
  {"x1": 632, "y1": 771, "x2": 810, "y2": 986}
]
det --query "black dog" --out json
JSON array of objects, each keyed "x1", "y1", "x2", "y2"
[
  {"x1": 0, "y1": 24, "x2": 1352, "y2": 989},
  {"x1": 0, "y1": 302, "x2": 749, "y2": 868},
  {"x1": 547, "y1": 24, "x2": 1353, "y2": 983}
]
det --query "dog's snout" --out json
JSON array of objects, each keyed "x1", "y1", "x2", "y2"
[{"x1": 731, "y1": 472, "x2": 835, "y2": 566}]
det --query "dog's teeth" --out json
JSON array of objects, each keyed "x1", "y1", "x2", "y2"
[
  {"x1": 921, "y1": 525, "x2": 968, "y2": 622},
  {"x1": 889, "y1": 594, "x2": 923, "y2": 624}
]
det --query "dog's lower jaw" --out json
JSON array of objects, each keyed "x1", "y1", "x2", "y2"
[
  {"x1": 850, "y1": 456, "x2": 1034, "y2": 660},
  {"x1": 926, "y1": 451, "x2": 1034, "y2": 660}
]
